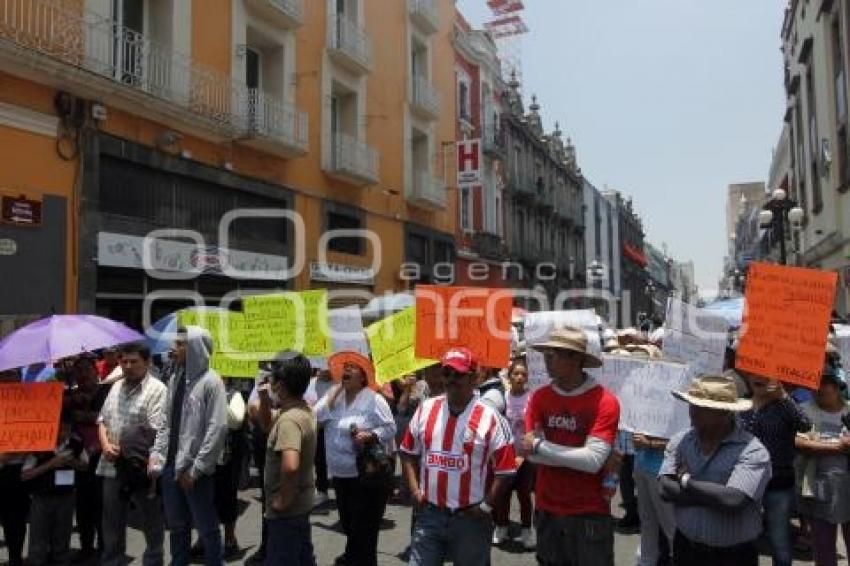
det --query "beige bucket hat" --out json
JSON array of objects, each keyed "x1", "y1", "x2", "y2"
[
  {"x1": 672, "y1": 373, "x2": 753, "y2": 412},
  {"x1": 530, "y1": 326, "x2": 603, "y2": 369}
]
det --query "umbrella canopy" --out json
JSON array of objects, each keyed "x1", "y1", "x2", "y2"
[
  {"x1": 145, "y1": 307, "x2": 228, "y2": 355},
  {"x1": 702, "y1": 297, "x2": 745, "y2": 327},
  {"x1": 0, "y1": 315, "x2": 144, "y2": 372}
]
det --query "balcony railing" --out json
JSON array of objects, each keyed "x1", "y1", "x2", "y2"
[
  {"x1": 327, "y1": 15, "x2": 372, "y2": 73},
  {"x1": 410, "y1": 75, "x2": 440, "y2": 119},
  {"x1": 239, "y1": 88, "x2": 308, "y2": 155},
  {"x1": 407, "y1": 0, "x2": 439, "y2": 34},
  {"x1": 328, "y1": 131, "x2": 379, "y2": 185},
  {"x1": 410, "y1": 171, "x2": 446, "y2": 210},
  {"x1": 245, "y1": 0, "x2": 303, "y2": 28},
  {"x1": 482, "y1": 121, "x2": 504, "y2": 156}
]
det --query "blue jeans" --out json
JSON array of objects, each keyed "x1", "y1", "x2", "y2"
[
  {"x1": 265, "y1": 514, "x2": 315, "y2": 566},
  {"x1": 409, "y1": 505, "x2": 493, "y2": 566},
  {"x1": 763, "y1": 486, "x2": 794, "y2": 566},
  {"x1": 161, "y1": 465, "x2": 223, "y2": 566}
]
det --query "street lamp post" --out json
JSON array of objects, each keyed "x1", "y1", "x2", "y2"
[{"x1": 759, "y1": 188, "x2": 805, "y2": 265}]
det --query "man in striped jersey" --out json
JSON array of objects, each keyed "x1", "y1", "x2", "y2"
[{"x1": 400, "y1": 347, "x2": 517, "y2": 566}]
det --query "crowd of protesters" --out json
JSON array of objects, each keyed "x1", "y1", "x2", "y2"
[{"x1": 0, "y1": 313, "x2": 849, "y2": 566}]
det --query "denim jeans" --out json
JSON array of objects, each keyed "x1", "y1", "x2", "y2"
[
  {"x1": 161, "y1": 464, "x2": 223, "y2": 566},
  {"x1": 265, "y1": 514, "x2": 316, "y2": 566},
  {"x1": 535, "y1": 511, "x2": 614, "y2": 566},
  {"x1": 101, "y1": 477, "x2": 164, "y2": 566},
  {"x1": 409, "y1": 504, "x2": 493, "y2": 566},
  {"x1": 762, "y1": 486, "x2": 794, "y2": 566}
]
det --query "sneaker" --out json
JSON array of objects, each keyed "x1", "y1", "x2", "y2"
[
  {"x1": 314, "y1": 491, "x2": 330, "y2": 507},
  {"x1": 520, "y1": 527, "x2": 536, "y2": 550},
  {"x1": 492, "y1": 525, "x2": 509, "y2": 545}
]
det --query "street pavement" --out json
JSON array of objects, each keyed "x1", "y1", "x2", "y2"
[{"x1": 1, "y1": 483, "x2": 836, "y2": 565}]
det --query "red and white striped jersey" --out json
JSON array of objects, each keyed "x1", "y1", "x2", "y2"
[{"x1": 400, "y1": 395, "x2": 517, "y2": 510}]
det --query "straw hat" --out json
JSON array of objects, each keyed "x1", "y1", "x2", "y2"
[
  {"x1": 530, "y1": 326, "x2": 603, "y2": 369},
  {"x1": 672, "y1": 374, "x2": 753, "y2": 412},
  {"x1": 328, "y1": 351, "x2": 378, "y2": 391}
]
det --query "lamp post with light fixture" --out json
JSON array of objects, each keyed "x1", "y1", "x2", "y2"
[{"x1": 758, "y1": 188, "x2": 805, "y2": 265}]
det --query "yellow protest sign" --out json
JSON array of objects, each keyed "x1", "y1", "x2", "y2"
[
  {"x1": 242, "y1": 290, "x2": 331, "y2": 357},
  {"x1": 176, "y1": 310, "x2": 245, "y2": 354},
  {"x1": 210, "y1": 353, "x2": 258, "y2": 379},
  {"x1": 366, "y1": 307, "x2": 438, "y2": 385}
]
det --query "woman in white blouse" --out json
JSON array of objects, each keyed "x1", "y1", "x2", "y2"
[{"x1": 315, "y1": 352, "x2": 395, "y2": 566}]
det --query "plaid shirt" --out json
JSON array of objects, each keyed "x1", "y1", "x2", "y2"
[{"x1": 96, "y1": 373, "x2": 167, "y2": 478}]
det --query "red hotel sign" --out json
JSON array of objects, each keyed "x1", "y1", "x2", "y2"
[
  {"x1": 457, "y1": 139, "x2": 481, "y2": 185},
  {"x1": 1, "y1": 194, "x2": 42, "y2": 227}
]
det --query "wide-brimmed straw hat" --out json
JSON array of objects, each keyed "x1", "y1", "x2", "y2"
[
  {"x1": 328, "y1": 351, "x2": 378, "y2": 391},
  {"x1": 530, "y1": 326, "x2": 603, "y2": 369},
  {"x1": 672, "y1": 374, "x2": 753, "y2": 412}
]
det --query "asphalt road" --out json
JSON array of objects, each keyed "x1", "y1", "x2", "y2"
[{"x1": 0, "y1": 484, "x2": 838, "y2": 565}]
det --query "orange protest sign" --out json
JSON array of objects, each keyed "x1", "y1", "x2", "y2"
[
  {"x1": 0, "y1": 382, "x2": 63, "y2": 453},
  {"x1": 735, "y1": 262, "x2": 838, "y2": 389},
  {"x1": 414, "y1": 285, "x2": 513, "y2": 368}
]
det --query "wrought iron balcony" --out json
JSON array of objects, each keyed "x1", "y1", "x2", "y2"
[
  {"x1": 409, "y1": 170, "x2": 446, "y2": 210},
  {"x1": 472, "y1": 231, "x2": 505, "y2": 260},
  {"x1": 410, "y1": 75, "x2": 440, "y2": 119},
  {"x1": 407, "y1": 0, "x2": 439, "y2": 34},
  {"x1": 481, "y1": 121, "x2": 504, "y2": 157},
  {"x1": 0, "y1": 0, "x2": 247, "y2": 140},
  {"x1": 238, "y1": 88, "x2": 308, "y2": 157},
  {"x1": 244, "y1": 0, "x2": 303, "y2": 28},
  {"x1": 327, "y1": 15, "x2": 372, "y2": 74},
  {"x1": 326, "y1": 131, "x2": 379, "y2": 186}
]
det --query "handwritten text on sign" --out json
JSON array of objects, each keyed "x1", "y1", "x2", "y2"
[
  {"x1": 736, "y1": 262, "x2": 837, "y2": 388},
  {"x1": 366, "y1": 307, "x2": 438, "y2": 385},
  {"x1": 0, "y1": 382, "x2": 63, "y2": 452},
  {"x1": 594, "y1": 355, "x2": 692, "y2": 439},
  {"x1": 241, "y1": 290, "x2": 331, "y2": 357},
  {"x1": 414, "y1": 286, "x2": 512, "y2": 368},
  {"x1": 524, "y1": 310, "x2": 600, "y2": 390}
]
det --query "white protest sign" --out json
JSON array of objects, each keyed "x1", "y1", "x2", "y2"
[
  {"x1": 309, "y1": 307, "x2": 368, "y2": 370},
  {"x1": 594, "y1": 354, "x2": 693, "y2": 439},
  {"x1": 524, "y1": 310, "x2": 600, "y2": 390},
  {"x1": 662, "y1": 297, "x2": 729, "y2": 376},
  {"x1": 834, "y1": 324, "x2": 850, "y2": 376}
]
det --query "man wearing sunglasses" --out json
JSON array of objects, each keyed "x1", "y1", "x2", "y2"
[
  {"x1": 522, "y1": 326, "x2": 620, "y2": 566},
  {"x1": 400, "y1": 347, "x2": 517, "y2": 566}
]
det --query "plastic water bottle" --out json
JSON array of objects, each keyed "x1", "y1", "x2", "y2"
[{"x1": 602, "y1": 472, "x2": 619, "y2": 502}]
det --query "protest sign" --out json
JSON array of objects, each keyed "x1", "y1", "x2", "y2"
[
  {"x1": 662, "y1": 297, "x2": 729, "y2": 375},
  {"x1": 176, "y1": 309, "x2": 245, "y2": 353},
  {"x1": 0, "y1": 382, "x2": 63, "y2": 452},
  {"x1": 523, "y1": 309, "x2": 600, "y2": 390},
  {"x1": 414, "y1": 286, "x2": 512, "y2": 368},
  {"x1": 242, "y1": 290, "x2": 331, "y2": 357},
  {"x1": 736, "y1": 262, "x2": 837, "y2": 388},
  {"x1": 310, "y1": 306, "x2": 369, "y2": 370},
  {"x1": 594, "y1": 355, "x2": 693, "y2": 439},
  {"x1": 367, "y1": 307, "x2": 438, "y2": 385},
  {"x1": 209, "y1": 353, "x2": 258, "y2": 378},
  {"x1": 835, "y1": 324, "x2": 850, "y2": 376}
]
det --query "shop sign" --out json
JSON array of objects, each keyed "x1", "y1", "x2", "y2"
[
  {"x1": 457, "y1": 139, "x2": 481, "y2": 185},
  {"x1": 309, "y1": 261, "x2": 374, "y2": 285},
  {"x1": 97, "y1": 232, "x2": 289, "y2": 280},
  {"x1": 1, "y1": 194, "x2": 42, "y2": 226}
]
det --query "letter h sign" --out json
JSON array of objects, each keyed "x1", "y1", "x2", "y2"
[{"x1": 457, "y1": 139, "x2": 481, "y2": 186}]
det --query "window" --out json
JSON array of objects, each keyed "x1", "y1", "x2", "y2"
[
  {"x1": 246, "y1": 47, "x2": 261, "y2": 89},
  {"x1": 326, "y1": 211, "x2": 363, "y2": 255},
  {"x1": 495, "y1": 193, "x2": 503, "y2": 236},
  {"x1": 113, "y1": 0, "x2": 146, "y2": 83},
  {"x1": 806, "y1": 64, "x2": 823, "y2": 212},
  {"x1": 460, "y1": 186, "x2": 472, "y2": 233},
  {"x1": 795, "y1": 98, "x2": 808, "y2": 212},
  {"x1": 537, "y1": 219, "x2": 544, "y2": 251},
  {"x1": 458, "y1": 77, "x2": 470, "y2": 121}
]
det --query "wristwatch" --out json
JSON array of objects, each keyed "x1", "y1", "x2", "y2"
[
  {"x1": 679, "y1": 472, "x2": 691, "y2": 490},
  {"x1": 479, "y1": 500, "x2": 493, "y2": 514}
]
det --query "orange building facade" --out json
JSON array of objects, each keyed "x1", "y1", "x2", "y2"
[{"x1": 0, "y1": 0, "x2": 457, "y2": 328}]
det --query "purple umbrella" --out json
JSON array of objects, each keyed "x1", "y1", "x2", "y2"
[{"x1": 0, "y1": 315, "x2": 144, "y2": 372}]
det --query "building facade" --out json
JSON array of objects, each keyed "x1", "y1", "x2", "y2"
[
  {"x1": 502, "y1": 76, "x2": 586, "y2": 307},
  {"x1": 0, "y1": 0, "x2": 458, "y2": 327},
  {"x1": 583, "y1": 180, "x2": 620, "y2": 323},
  {"x1": 451, "y1": 11, "x2": 508, "y2": 287},
  {"x1": 603, "y1": 190, "x2": 646, "y2": 325},
  {"x1": 721, "y1": 182, "x2": 766, "y2": 293},
  {"x1": 780, "y1": 0, "x2": 850, "y2": 314}
]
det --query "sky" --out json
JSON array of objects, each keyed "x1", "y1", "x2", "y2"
[{"x1": 456, "y1": 0, "x2": 787, "y2": 295}]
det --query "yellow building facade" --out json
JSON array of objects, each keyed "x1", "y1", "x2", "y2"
[{"x1": 0, "y1": 0, "x2": 457, "y2": 328}]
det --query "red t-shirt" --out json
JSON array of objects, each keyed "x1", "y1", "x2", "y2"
[{"x1": 525, "y1": 382, "x2": 620, "y2": 516}]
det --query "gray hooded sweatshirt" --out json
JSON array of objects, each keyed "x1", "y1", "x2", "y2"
[{"x1": 150, "y1": 326, "x2": 228, "y2": 479}]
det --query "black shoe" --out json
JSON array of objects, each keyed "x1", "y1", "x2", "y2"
[
  {"x1": 224, "y1": 541, "x2": 240, "y2": 561},
  {"x1": 245, "y1": 550, "x2": 265, "y2": 565},
  {"x1": 71, "y1": 548, "x2": 97, "y2": 564},
  {"x1": 617, "y1": 515, "x2": 641, "y2": 532},
  {"x1": 333, "y1": 554, "x2": 348, "y2": 566}
]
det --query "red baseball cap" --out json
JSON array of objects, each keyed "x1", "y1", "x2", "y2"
[{"x1": 440, "y1": 347, "x2": 477, "y2": 374}]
